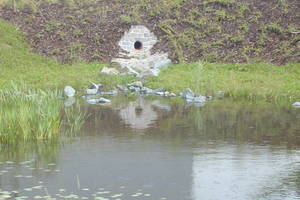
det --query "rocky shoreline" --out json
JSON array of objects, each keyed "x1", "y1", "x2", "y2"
[{"x1": 64, "y1": 81, "x2": 224, "y2": 107}]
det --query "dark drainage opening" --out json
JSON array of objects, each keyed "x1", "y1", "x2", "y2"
[{"x1": 134, "y1": 41, "x2": 143, "y2": 50}]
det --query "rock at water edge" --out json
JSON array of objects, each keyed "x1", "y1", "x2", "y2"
[
  {"x1": 64, "y1": 86, "x2": 76, "y2": 97},
  {"x1": 292, "y1": 102, "x2": 300, "y2": 107}
]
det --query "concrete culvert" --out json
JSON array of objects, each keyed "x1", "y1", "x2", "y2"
[
  {"x1": 134, "y1": 41, "x2": 142, "y2": 50},
  {"x1": 112, "y1": 25, "x2": 171, "y2": 77}
]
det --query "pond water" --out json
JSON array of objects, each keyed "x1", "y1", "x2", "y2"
[{"x1": 1, "y1": 97, "x2": 300, "y2": 200}]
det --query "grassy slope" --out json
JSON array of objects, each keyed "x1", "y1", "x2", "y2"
[
  {"x1": 1, "y1": 0, "x2": 299, "y2": 64},
  {"x1": 0, "y1": 19, "x2": 299, "y2": 101},
  {"x1": 0, "y1": 19, "x2": 134, "y2": 90}
]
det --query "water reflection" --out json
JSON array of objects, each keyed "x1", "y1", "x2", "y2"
[
  {"x1": 192, "y1": 145, "x2": 300, "y2": 200},
  {"x1": 119, "y1": 98, "x2": 171, "y2": 129},
  {"x1": 0, "y1": 97, "x2": 299, "y2": 199}
]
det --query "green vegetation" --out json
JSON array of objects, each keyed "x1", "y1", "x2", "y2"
[
  {"x1": 0, "y1": 82, "x2": 88, "y2": 143},
  {"x1": 0, "y1": 83, "x2": 61, "y2": 142},
  {"x1": 1, "y1": 19, "x2": 300, "y2": 102},
  {"x1": 146, "y1": 62, "x2": 300, "y2": 101},
  {"x1": 0, "y1": 19, "x2": 134, "y2": 89}
]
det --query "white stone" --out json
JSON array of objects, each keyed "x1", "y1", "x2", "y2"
[
  {"x1": 85, "y1": 88, "x2": 98, "y2": 95},
  {"x1": 98, "y1": 97, "x2": 111, "y2": 104},
  {"x1": 100, "y1": 67, "x2": 120, "y2": 75},
  {"x1": 292, "y1": 102, "x2": 300, "y2": 107},
  {"x1": 64, "y1": 86, "x2": 76, "y2": 97}
]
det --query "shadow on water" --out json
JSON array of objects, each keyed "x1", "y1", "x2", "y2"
[{"x1": 0, "y1": 96, "x2": 300, "y2": 199}]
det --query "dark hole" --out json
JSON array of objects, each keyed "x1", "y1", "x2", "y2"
[
  {"x1": 134, "y1": 41, "x2": 143, "y2": 50},
  {"x1": 135, "y1": 106, "x2": 143, "y2": 116}
]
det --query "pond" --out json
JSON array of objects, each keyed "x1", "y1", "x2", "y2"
[{"x1": 0, "y1": 96, "x2": 300, "y2": 200}]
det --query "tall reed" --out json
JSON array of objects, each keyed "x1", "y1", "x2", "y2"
[{"x1": 0, "y1": 83, "x2": 84, "y2": 143}]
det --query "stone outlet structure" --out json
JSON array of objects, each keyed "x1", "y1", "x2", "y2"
[{"x1": 111, "y1": 25, "x2": 171, "y2": 77}]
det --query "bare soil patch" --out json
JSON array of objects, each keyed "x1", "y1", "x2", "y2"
[{"x1": 0, "y1": 0, "x2": 299, "y2": 64}]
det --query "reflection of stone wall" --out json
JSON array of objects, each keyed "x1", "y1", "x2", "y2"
[
  {"x1": 119, "y1": 99, "x2": 158, "y2": 130},
  {"x1": 119, "y1": 99, "x2": 171, "y2": 130},
  {"x1": 112, "y1": 25, "x2": 171, "y2": 76}
]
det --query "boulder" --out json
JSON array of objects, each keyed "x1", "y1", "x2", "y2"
[{"x1": 64, "y1": 86, "x2": 76, "y2": 97}]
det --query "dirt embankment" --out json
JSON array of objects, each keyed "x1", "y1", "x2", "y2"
[{"x1": 0, "y1": 0, "x2": 299, "y2": 64}]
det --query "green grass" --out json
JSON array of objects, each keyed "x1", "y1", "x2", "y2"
[
  {"x1": 146, "y1": 62, "x2": 300, "y2": 101},
  {"x1": 0, "y1": 19, "x2": 299, "y2": 102},
  {"x1": 0, "y1": 82, "x2": 87, "y2": 143},
  {"x1": 0, "y1": 83, "x2": 62, "y2": 142},
  {"x1": 0, "y1": 19, "x2": 135, "y2": 90}
]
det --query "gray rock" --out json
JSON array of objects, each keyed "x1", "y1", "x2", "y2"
[
  {"x1": 194, "y1": 96, "x2": 206, "y2": 103},
  {"x1": 85, "y1": 88, "x2": 99, "y2": 95},
  {"x1": 155, "y1": 92, "x2": 165, "y2": 96},
  {"x1": 128, "y1": 81, "x2": 143, "y2": 88},
  {"x1": 98, "y1": 97, "x2": 111, "y2": 104},
  {"x1": 134, "y1": 87, "x2": 141, "y2": 93},
  {"x1": 89, "y1": 82, "x2": 103, "y2": 89},
  {"x1": 128, "y1": 86, "x2": 136, "y2": 92},
  {"x1": 86, "y1": 82, "x2": 103, "y2": 95},
  {"x1": 140, "y1": 87, "x2": 153, "y2": 94},
  {"x1": 292, "y1": 102, "x2": 300, "y2": 107},
  {"x1": 64, "y1": 86, "x2": 76, "y2": 97},
  {"x1": 128, "y1": 86, "x2": 141, "y2": 92},
  {"x1": 181, "y1": 88, "x2": 194, "y2": 99}
]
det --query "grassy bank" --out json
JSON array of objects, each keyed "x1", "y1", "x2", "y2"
[
  {"x1": 0, "y1": 19, "x2": 300, "y2": 101},
  {"x1": 146, "y1": 62, "x2": 300, "y2": 101}
]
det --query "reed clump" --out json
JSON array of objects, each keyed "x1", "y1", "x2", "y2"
[{"x1": 0, "y1": 83, "x2": 84, "y2": 143}]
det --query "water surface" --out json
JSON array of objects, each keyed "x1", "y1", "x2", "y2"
[{"x1": 1, "y1": 97, "x2": 300, "y2": 200}]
